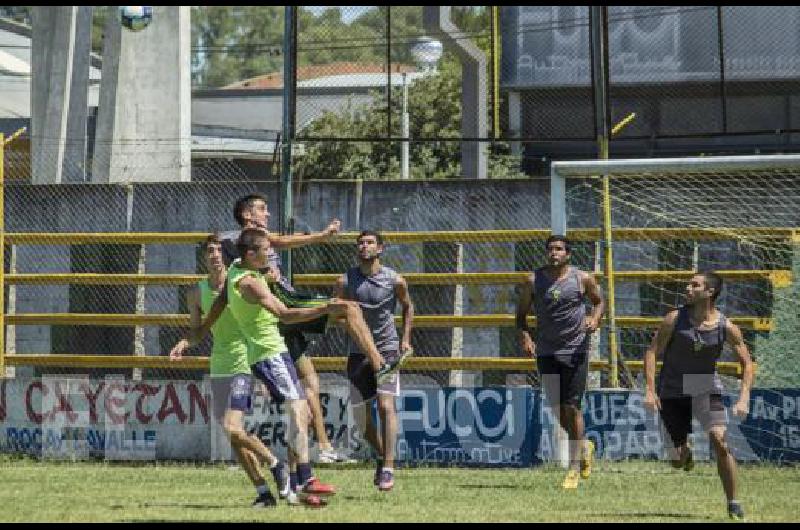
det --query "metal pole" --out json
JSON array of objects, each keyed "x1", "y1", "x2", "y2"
[
  {"x1": 716, "y1": 6, "x2": 728, "y2": 133},
  {"x1": 402, "y1": 72, "x2": 409, "y2": 179},
  {"x1": 280, "y1": 6, "x2": 296, "y2": 281},
  {"x1": 591, "y1": 6, "x2": 620, "y2": 388},
  {"x1": 0, "y1": 134, "x2": 5, "y2": 379},
  {"x1": 491, "y1": 6, "x2": 500, "y2": 140}
]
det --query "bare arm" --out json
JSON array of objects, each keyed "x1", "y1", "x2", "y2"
[
  {"x1": 395, "y1": 275, "x2": 414, "y2": 351},
  {"x1": 516, "y1": 275, "x2": 535, "y2": 357},
  {"x1": 335, "y1": 275, "x2": 347, "y2": 300},
  {"x1": 238, "y1": 275, "x2": 330, "y2": 324},
  {"x1": 726, "y1": 320, "x2": 754, "y2": 418},
  {"x1": 170, "y1": 286, "x2": 226, "y2": 359},
  {"x1": 582, "y1": 271, "x2": 605, "y2": 333},
  {"x1": 268, "y1": 218, "x2": 340, "y2": 250},
  {"x1": 643, "y1": 310, "x2": 678, "y2": 411}
]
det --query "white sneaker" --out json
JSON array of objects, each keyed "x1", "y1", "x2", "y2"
[
  {"x1": 286, "y1": 490, "x2": 300, "y2": 506},
  {"x1": 317, "y1": 448, "x2": 356, "y2": 464}
]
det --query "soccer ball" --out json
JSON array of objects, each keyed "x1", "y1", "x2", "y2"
[{"x1": 119, "y1": 6, "x2": 153, "y2": 32}]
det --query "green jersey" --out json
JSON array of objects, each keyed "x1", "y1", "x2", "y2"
[
  {"x1": 226, "y1": 260, "x2": 287, "y2": 365},
  {"x1": 198, "y1": 279, "x2": 251, "y2": 377}
]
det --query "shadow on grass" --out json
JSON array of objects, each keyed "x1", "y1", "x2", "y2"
[
  {"x1": 587, "y1": 512, "x2": 711, "y2": 520},
  {"x1": 111, "y1": 502, "x2": 243, "y2": 510},
  {"x1": 457, "y1": 484, "x2": 530, "y2": 490}
]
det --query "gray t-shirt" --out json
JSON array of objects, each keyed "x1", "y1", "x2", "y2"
[
  {"x1": 658, "y1": 306, "x2": 726, "y2": 398},
  {"x1": 532, "y1": 266, "x2": 589, "y2": 364},
  {"x1": 343, "y1": 265, "x2": 400, "y2": 355}
]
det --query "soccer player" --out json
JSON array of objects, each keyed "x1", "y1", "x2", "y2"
[
  {"x1": 335, "y1": 230, "x2": 414, "y2": 491},
  {"x1": 192, "y1": 229, "x2": 384, "y2": 506},
  {"x1": 643, "y1": 271, "x2": 754, "y2": 520},
  {"x1": 221, "y1": 193, "x2": 400, "y2": 463},
  {"x1": 169, "y1": 234, "x2": 287, "y2": 508},
  {"x1": 516, "y1": 235, "x2": 604, "y2": 489}
]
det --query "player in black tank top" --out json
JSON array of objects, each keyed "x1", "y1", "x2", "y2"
[{"x1": 644, "y1": 272, "x2": 754, "y2": 520}]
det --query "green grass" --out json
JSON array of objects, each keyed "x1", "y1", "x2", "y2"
[{"x1": 1, "y1": 455, "x2": 797, "y2": 522}]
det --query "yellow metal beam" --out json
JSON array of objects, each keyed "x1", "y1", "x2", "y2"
[
  {"x1": 295, "y1": 269, "x2": 791, "y2": 287},
  {"x1": 5, "y1": 354, "x2": 750, "y2": 377},
  {"x1": 5, "y1": 273, "x2": 204, "y2": 285},
  {"x1": 1, "y1": 269, "x2": 790, "y2": 288},
  {"x1": 3, "y1": 313, "x2": 773, "y2": 331},
  {"x1": 4, "y1": 227, "x2": 797, "y2": 247}
]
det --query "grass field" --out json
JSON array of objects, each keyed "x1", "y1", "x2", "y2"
[{"x1": 1, "y1": 455, "x2": 797, "y2": 522}]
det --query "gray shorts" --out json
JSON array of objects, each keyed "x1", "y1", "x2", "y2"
[
  {"x1": 251, "y1": 352, "x2": 306, "y2": 404},
  {"x1": 210, "y1": 374, "x2": 253, "y2": 421}
]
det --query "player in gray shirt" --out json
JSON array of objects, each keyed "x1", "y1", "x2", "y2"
[
  {"x1": 516, "y1": 235, "x2": 604, "y2": 490},
  {"x1": 336, "y1": 230, "x2": 414, "y2": 492}
]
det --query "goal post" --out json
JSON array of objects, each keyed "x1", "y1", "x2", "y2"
[{"x1": 551, "y1": 153, "x2": 800, "y2": 389}]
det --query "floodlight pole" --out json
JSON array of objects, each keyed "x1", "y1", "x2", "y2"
[{"x1": 280, "y1": 5, "x2": 297, "y2": 282}]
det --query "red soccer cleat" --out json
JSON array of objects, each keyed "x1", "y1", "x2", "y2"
[{"x1": 301, "y1": 477, "x2": 336, "y2": 497}]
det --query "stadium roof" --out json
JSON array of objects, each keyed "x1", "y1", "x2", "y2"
[{"x1": 223, "y1": 61, "x2": 420, "y2": 90}]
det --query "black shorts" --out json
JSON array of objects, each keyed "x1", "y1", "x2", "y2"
[
  {"x1": 536, "y1": 355, "x2": 589, "y2": 408},
  {"x1": 279, "y1": 320, "x2": 328, "y2": 362},
  {"x1": 659, "y1": 393, "x2": 727, "y2": 448},
  {"x1": 347, "y1": 351, "x2": 401, "y2": 405},
  {"x1": 271, "y1": 283, "x2": 330, "y2": 362}
]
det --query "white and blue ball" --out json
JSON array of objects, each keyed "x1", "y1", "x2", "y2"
[{"x1": 119, "y1": 6, "x2": 153, "y2": 32}]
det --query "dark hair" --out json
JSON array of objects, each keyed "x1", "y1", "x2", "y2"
[
  {"x1": 203, "y1": 233, "x2": 222, "y2": 251},
  {"x1": 545, "y1": 235, "x2": 571, "y2": 253},
  {"x1": 358, "y1": 230, "x2": 384, "y2": 245},
  {"x1": 233, "y1": 193, "x2": 268, "y2": 227},
  {"x1": 236, "y1": 228, "x2": 268, "y2": 257},
  {"x1": 699, "y1": 271, "x2": 724, "y2": 302}
]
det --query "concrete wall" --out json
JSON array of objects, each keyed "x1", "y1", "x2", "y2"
[{"x1": 93, "y1": 7, "x2": 191, "y2": 183}]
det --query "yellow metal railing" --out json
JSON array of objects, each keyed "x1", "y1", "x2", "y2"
[
  {"x1": 3, "y1": 354, "x2": 750, "y2": 377},
  {"x1": 1, "y1": 313, "x2": 774, "y2": 331}
]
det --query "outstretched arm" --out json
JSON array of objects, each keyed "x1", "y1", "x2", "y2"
[
  {"x1": 239, "y1": 275, "x2": 330, "y2": 324},
  {"x1": 269, "y1": 219, "x2": 341, "y2": 249}
]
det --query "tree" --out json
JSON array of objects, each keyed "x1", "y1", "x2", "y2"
[{"x1": 295, "y1": 54, "x2": 525, "y2": 180}]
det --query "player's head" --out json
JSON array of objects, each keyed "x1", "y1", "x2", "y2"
[
  {"x1": 203, "y1": 233, "x2": 224, "y2": 271},
  {"x1": 233, "y1": 193, "x2": 269, "y2": 229},
  {"x1": 545, "y1": 235, "x2": 571, "y2": 267},
  {"x1": 237, "y1": 228, "x2": 270, "y2": 269},
  {"x1": 686, "y1": 271, "x2": 723, "y2": 306},
  {"x1": 357, "y1": 230, "x2": 384, "y2": 262}
]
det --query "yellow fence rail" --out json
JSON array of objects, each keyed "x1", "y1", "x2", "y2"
[
  {"x1": 4, "y1": 354, "x2": 750, "y2": 377},
  {"x1": 4, "y1": 227, "x2": 798, "y2": 246},
  {"x1": 3, "y1": 313, "x2": 774, "y2": 331}
]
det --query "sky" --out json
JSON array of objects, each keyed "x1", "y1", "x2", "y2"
[{"x1": 302, "y1": 6, "x2": 376, "y2": 24}]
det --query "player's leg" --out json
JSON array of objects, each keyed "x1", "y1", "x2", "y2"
[
  {"x1": 223, "y1": 408, "x2": 276, "y2": 507},
  {"x1": 562, "y1": 354, "x2": 593, "y2": 479},
  {"x1": 696, "y1": 394, "x2": 743, "y2": 519},
  {"x1": 293, "y1": 353, "x2": 342, "y2": 462},
  {"x1": 348, "y1": 353, "x2": 385, "y2": 486},
  {"x1": 376, "y1": 392, "x2": 398, "y2": 491},
  {"x1": 330, "y1": 301, "x2": 389, "y2": 374},
  {"x1": 659, "y1": 397, "x2": 693, "y2": 469},
  {"x1": 252, "y1": 352, "x2": 335, "y2": 504}
]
